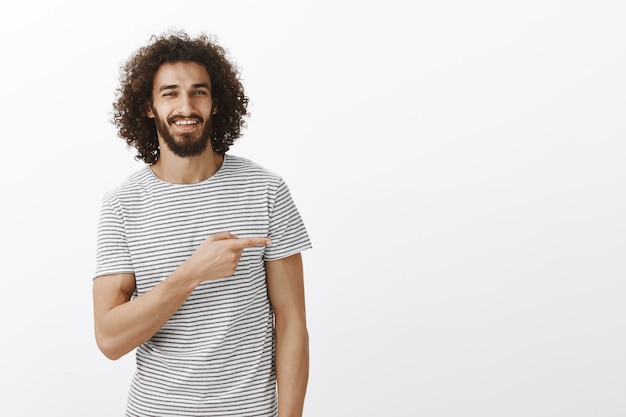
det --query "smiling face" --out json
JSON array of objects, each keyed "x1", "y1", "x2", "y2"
[{"x1": 147, "y1": 61, "x2": 217, "y2": 158}]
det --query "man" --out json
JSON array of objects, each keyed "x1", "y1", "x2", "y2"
[{"x1": 93, "y1": 31, "x2": 312, "y2": 417}]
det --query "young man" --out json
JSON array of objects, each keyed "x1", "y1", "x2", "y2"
[{"x1": 93, "y1": 31, "x2": 312, "y2": 417}]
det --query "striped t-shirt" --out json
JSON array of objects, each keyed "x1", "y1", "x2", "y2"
[{"x1": 94, "y1": 154, "x2": 312, "y2": 417}]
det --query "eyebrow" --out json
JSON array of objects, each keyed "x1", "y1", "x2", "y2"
[{"x1": 158, "y1": 83, "x2": 211, "y2": 92}]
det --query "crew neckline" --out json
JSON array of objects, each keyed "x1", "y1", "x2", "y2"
[{"x1": 147, "y1": 154, "x2": 230, "y2": 186}]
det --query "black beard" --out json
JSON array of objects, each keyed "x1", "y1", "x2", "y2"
[{"x1": 153, "y1": 111, "x2": 212, "y2": 158}]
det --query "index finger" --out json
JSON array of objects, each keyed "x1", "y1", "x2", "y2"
[{"x1": 230, "y1": 237, "x2": 272, "y2": 249}]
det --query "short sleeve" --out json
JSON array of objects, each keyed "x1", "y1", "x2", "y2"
[
  {"x1": 94, "y1": 196, "x2": 134, "y2": 279},
  {"x1": 264, "y1": 179, "x2": 312, "y2": 261}
]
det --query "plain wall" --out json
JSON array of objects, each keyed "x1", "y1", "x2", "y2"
[{"x1": 1, "y1": 1, "x2": 624, "y2": 416}]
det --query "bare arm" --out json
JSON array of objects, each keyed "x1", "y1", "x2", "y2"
[
  {"x1": 266, "y1": 253, "x2": 309, "y2": 417},
  {"x1": 93, "y1": 232, "x2": 271, "y2": 360}
]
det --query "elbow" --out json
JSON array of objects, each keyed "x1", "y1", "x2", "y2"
[
  {"x1": 275, "y1": 313, "x2": 308, "y2": 338},
  {"x1": 101, "y1": 349, "x2": 125, "y2": 361},
  {"x1": 98, "y1": 345, "x2": 126, "y2": 361},
  {"x1": 95, "y1": 334, "x2": 128, "y2": 361}
]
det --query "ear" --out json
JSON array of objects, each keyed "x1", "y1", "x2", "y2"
[
  {"x1": 146, "y1": 102, "x2": 155, "y2": 119},
  {"x1": 211, "y1": 107, "x2": 218, "y2": 115}
]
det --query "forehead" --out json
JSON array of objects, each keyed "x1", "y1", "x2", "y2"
[{"x1": 152, "y1": 61, "x2": 211, "y2": 88}]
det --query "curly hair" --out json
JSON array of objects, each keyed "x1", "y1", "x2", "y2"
[{"x1": 112, "y1": 30, "x2": 249, "y2": 163}]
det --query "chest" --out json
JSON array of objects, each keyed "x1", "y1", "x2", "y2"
[{"x1": 121, "y1": 185, "x2": 271, "y2": 290}]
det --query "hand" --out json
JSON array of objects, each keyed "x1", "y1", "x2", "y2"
[{"x1": 183, "y1": 232, "x2": 271, "y2": 284}]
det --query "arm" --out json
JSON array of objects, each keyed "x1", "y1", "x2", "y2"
[
  {"x1": 266, "y1": 253, "x2": 309, "y2": 417},
  {"x1": 93, "y1": 232, "x2": 271, "y2": 360},
  {"x1": 93, "y1": 269, "x2": 196, "y2": 360}
]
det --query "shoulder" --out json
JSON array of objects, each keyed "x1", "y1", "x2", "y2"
[
  {"x1": 101, "y1": 166, "x2": 152, "y2": 206},
  {"x1": 222, "y1": 154, "x2": 284, "y2": 186}
]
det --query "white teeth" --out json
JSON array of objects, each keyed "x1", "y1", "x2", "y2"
[{"x1": 175, "y1": 120, "x2": 198, "y2": 125}]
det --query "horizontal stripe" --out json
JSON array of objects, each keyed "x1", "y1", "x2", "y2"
[{"x1": 94, "y1": 154, "x2": 311, "y2": 416}]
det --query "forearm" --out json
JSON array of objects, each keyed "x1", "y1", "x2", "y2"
[
  {"x1": 275, "y1": 317, "x2": 309, "y2": 417},
  {"x1": 95, "y1": 264, "x2": 198, "y2": 360},
  {"x1": 94, "y1": 234, "x2": 271, "y2": 360}
]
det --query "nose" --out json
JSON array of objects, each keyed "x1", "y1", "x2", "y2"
[{"x1": 177, "y1": 94, "x2": 194, "y2": 115}]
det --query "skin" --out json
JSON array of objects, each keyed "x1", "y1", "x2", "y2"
[{"x1": 93, "y1": 61, "x2": 309, "y2": 417}]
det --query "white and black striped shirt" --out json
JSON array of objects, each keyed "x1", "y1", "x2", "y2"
[{"x1": 95, "y1": 154, "x2": 312, "y2": 416}]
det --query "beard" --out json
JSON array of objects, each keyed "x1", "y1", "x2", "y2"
[{"x1": 153, "y1": 110, "x2": 212, "y2": 158}]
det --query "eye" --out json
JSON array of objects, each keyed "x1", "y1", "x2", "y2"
[
  {"x1": 193, "y1": 90, "x2": 207, "y2": 95},
  {"x1": 162, "y1": 92, "x2": 176, "y2": 97}
]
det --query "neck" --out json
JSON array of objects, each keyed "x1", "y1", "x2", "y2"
[{"x1": 150, "y1": 148, "x2": 225, "y2": 184}]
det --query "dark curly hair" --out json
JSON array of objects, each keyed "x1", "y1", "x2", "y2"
[{"x1": 112, "y1": 30, "x2": 249, "y2": 163}]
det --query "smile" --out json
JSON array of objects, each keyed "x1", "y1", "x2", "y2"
[{"x1": 174, "y1": 119, "x2": 199, "y2": 126}]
